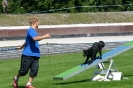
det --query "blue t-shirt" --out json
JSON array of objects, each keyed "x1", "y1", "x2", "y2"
[{"x1": 22, "y1": 27, "x2": 40, "y2": 57}]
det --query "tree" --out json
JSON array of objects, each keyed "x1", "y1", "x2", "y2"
[
  {"x1": 122, "y1": 0, "x2": 133, "y2": 11},
  {"x1": 0, "y1": 0, "x2": 132, "y2": 13}
]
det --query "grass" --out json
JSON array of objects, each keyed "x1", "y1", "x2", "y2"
[
  {"x1": 0, "y1": 49, "x2": 133, "y2": 88},
  {"x1": 1, "y1": 12, "x2": 133, "y2": 26},
  {"x1": 1, "y1": 12, "x2": 133, "y2": 88}
]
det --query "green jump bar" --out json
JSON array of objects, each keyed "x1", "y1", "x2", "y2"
[
  {"x1": 123, "y1": 40, "x2": 133, "y2": 46},
  {"x1": 53, "y1": 65, "x2": 83, "y2": 80}
]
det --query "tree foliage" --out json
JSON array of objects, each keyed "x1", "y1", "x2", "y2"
[{"x1": 0, "y1": 0, "x2": 133, "y2": 13}]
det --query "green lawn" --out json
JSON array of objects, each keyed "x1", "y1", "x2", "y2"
[{"x1": 0, "y1": 49, "x2": 133, "y2": 88}]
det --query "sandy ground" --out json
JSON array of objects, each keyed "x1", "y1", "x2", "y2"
[{"x1": 0, "y1": 36, "x2": 133, "y2": 47}]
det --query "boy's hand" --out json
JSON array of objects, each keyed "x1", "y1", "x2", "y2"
[
  {"x1": 16, "y1": 46, "x2": 23, "y2": 50},
  {"x1": 44, "y1": 33, "x2": 51, "y2": 38}
]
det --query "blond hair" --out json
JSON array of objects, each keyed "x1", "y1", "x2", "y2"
[{"x1": 29, "y1": 17, "x2": 38, "y2": 26}]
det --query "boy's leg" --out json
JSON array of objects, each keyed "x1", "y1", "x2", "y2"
[
  {"x1": 26, "y1": 57, "x2": 39, "y2": 87},
  {"x1": 25, "y1": 76, "x2": 35, "y2": 88},
  {"x1": 13, "y1": 55, "x2": 31, "y2": 88}
]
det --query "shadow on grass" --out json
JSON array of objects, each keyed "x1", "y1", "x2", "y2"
[
  {"x1": 9, "y1": 86, "x2": 25, "y2": 88},
  {"x1": 18, "y1": 86, "x2": 25, "y2": 88},
  {"x1": 123, "y1": 75, "x2": 133, "y2": 77},
  {"x1": 55, "y1": 79, "x2": 91, "y2": 85}
]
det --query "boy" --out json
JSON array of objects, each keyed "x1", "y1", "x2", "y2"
[{"x1": 13, "y1": 17, "x2": 50, "y2": 88}]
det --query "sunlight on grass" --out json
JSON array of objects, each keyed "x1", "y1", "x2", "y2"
[{"x1": 0, "y1": 49, "x2": 133, "y2": 88}]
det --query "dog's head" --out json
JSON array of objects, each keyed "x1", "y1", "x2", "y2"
[
  {"x1": 99, "y1": 41, "x2": 105, "y2": 48},
  {"x1": 83, "y1": 49, "x2": 89, "y2": 57}
]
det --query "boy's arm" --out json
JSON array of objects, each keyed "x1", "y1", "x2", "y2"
[
  {"x1": 33, "y1": 34, "x2": 50, "y2": 41},
  {"x1": 16, "y1": 42, "x2": 25, "y2": 50}
]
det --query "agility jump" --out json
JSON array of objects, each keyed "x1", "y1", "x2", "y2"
[{"x1": 53, "y1": 40, "x2": 133, "y2": 80}]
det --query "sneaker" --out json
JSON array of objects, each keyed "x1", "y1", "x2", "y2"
[
  {"x1": 13, "y1": 77, "x2": 18, "y2": 88},
  {"x1": 25, "y1": 85, "x2": 36, "y2": 88}
]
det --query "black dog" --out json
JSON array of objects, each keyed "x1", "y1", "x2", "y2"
[{"x1": 82, "y1": 41, "x2": 105, "y2": 65}]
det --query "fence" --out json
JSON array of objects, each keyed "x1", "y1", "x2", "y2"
[{"x1": 0, "y1": 23, "x2": 133, "y2": 40}]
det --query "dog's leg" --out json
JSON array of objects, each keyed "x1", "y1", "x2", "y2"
[
  {"x1": 88, "y1": 54, "x2": 96, "y2": 65},
  {"x1": 94, "y1": 55, "x2": 96, "y2": 60},
  {"x1": 83, "y1": 56, "x2": 89, "y2": 64},
  {"x1": 88, "y1": 56, "x2": 93, "y2": 65}
]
